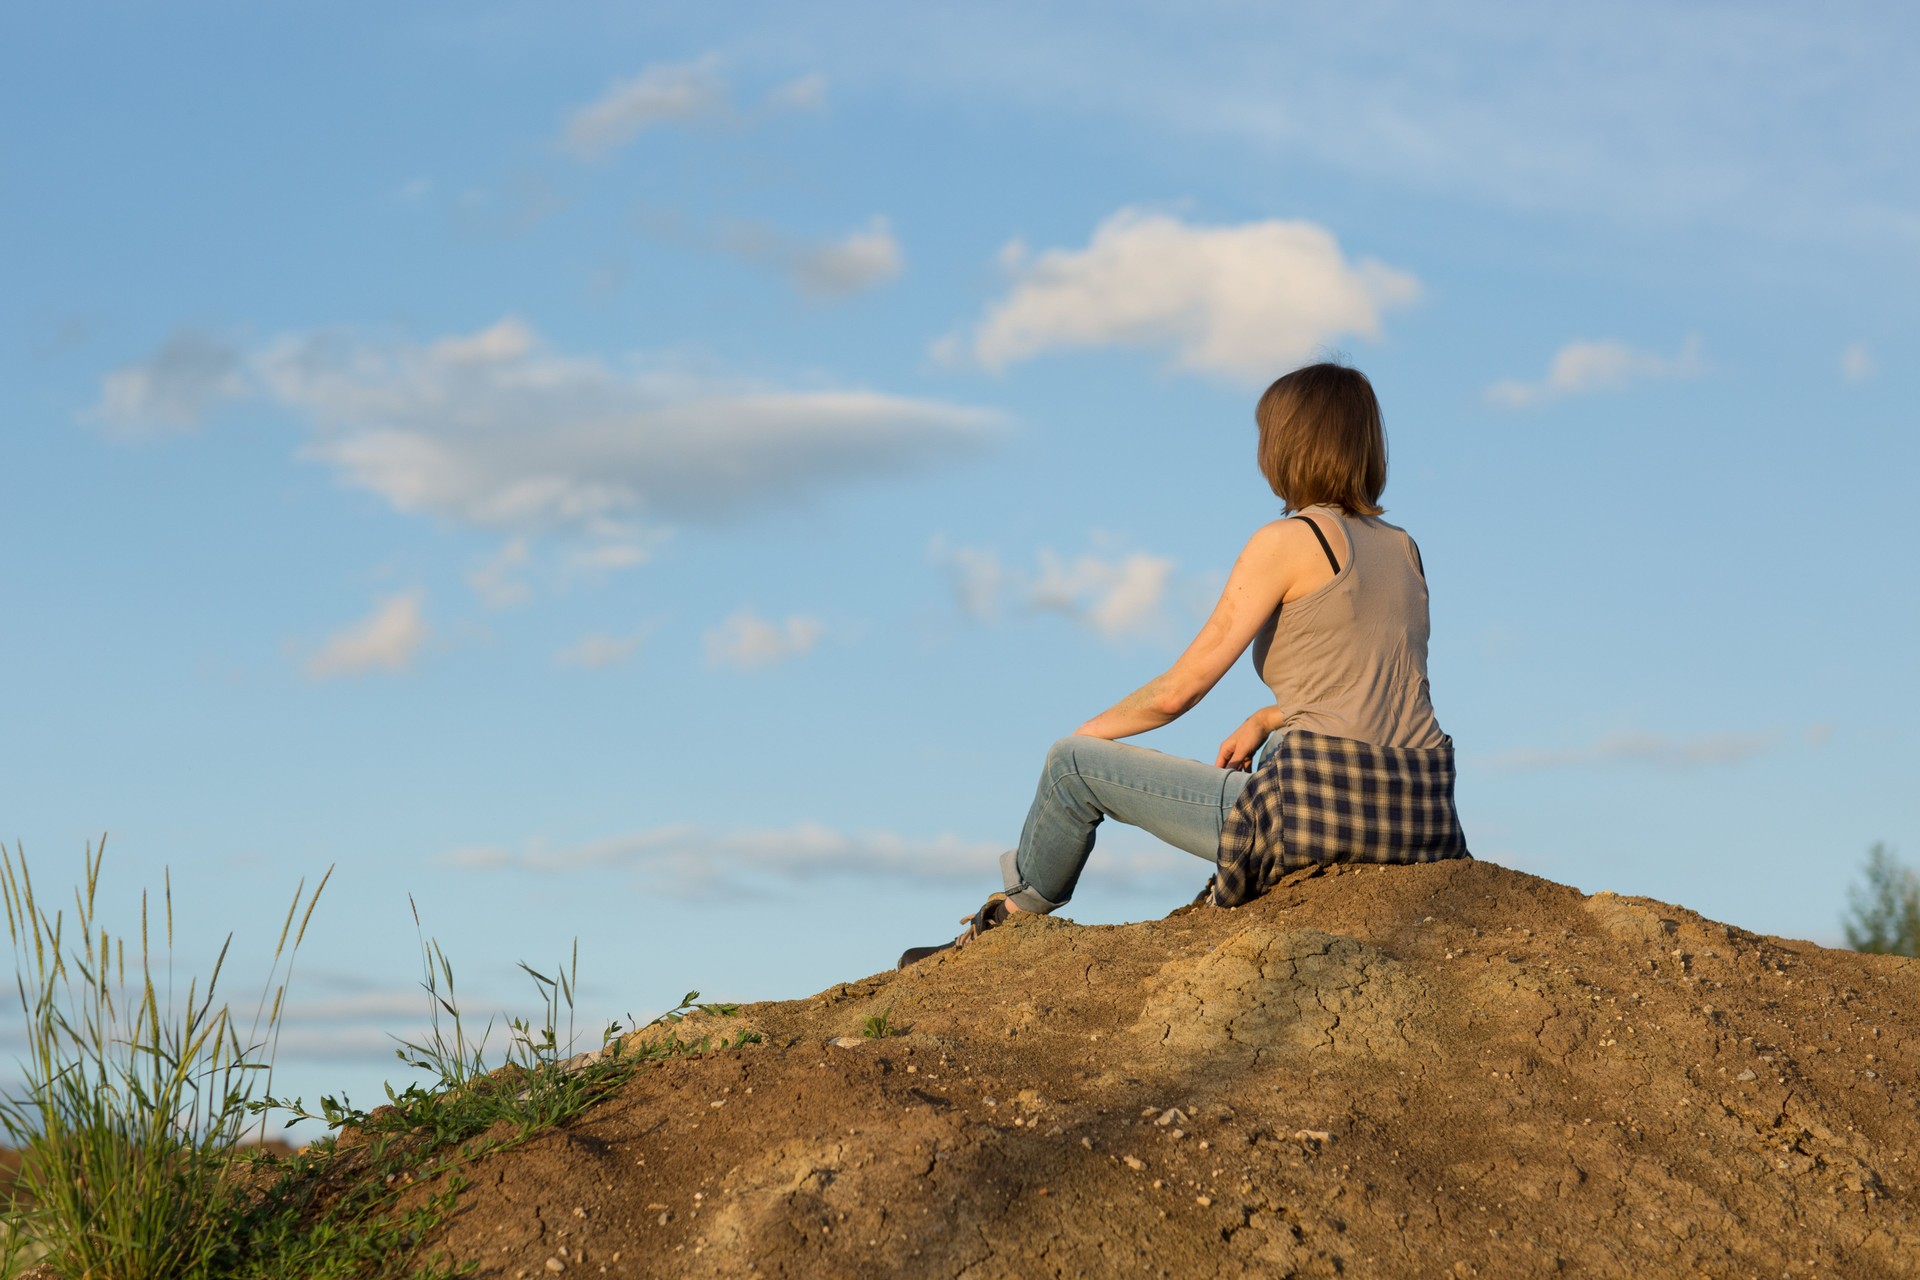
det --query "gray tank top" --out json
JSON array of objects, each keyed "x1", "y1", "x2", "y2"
[{"x1": 1251, "y1": 504, "x2": 1447, "y2": 750}]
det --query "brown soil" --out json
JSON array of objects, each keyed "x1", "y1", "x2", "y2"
[{"x1": 404, "y1": 860, "x2": 1919, "y2": 1278}]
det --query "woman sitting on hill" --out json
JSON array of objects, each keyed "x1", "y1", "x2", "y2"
[{"x1": 899, "y1": 362, "x2": 1468, "y2": 968}]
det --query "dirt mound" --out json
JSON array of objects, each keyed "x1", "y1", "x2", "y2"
[{"x1": 408, "y1": 860, "x2": 1920, "y2": 1278}]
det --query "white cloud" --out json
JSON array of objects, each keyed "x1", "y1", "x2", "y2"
[
  {"x1": 304, "y1": 592, "x2": 430, "y2": 680},
  {"x1": 949, "y1": 208, "x2": 1419, "y2": 384},
  {"x1": 240, "y1": 317, "x2": 995, "y2": 539},
  {"x1": 435, "y1": 821, "x2": 1193, "y2": 898},
  {"x1": 94, "y1": 318, "x2": 991, "y2": 581},
  {"x1": 1840, "y1": 343, "x2": 1876, "y2": 382},
  {"x1": 932, "y1": 538, "x2": 1176, "y2": 639},
  {"x1": 704, "y1": 610, "x2": 825, "y2": 669},
  {"x1": 1486, "y1": 335, "x2": 1704, "y2": 408},
  {"x1": 561, "y1": 57, "x2": 728, "y2": 158},
  {"x1": 91, "y1": 329, "x2": 246, "y2": 432},
  {"x1": 1480, "y1": 728, "x2": 1781, "y2": 773},
  {"x1": 1031, "y1": 549, "x2": 1176, "y2": 637},
  {"x1": 556, "y1": 628, "x2": 651, "y2": 670}
]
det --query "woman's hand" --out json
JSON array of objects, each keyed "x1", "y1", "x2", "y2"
[{"x1": 1215, "y1": 706, "x2": 1280, "y2": 771}]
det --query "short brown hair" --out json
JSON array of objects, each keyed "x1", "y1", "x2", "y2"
[{"x1": 1255, "y1": 362, "x2": 1387, "y2": 515}]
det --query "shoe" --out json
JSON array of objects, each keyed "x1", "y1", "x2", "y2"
[{"x1": 897, "y1": 894, "x2": 1011, "y2": 969}]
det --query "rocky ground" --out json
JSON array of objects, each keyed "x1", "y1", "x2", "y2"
[{"x1": 388, "y1": 858, "x2": 1920, "y2": 1279}]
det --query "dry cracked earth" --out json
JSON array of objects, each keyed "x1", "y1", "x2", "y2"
[{"x1": 322, "y1": 861, "x2": 1920, "y2": 1276}]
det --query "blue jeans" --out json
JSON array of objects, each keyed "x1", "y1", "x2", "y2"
[{"x1": 999, "y1": 735, "x2": 1264, "y2": 913}]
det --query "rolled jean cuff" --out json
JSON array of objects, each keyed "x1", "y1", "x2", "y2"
[{"x1": 1000, "y1": 848, "x2": 1064, "y2": 914}]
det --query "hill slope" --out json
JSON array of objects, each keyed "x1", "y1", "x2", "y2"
[{"x1": 415, "y1": 860, "x2": 1920, "y2": 1279}]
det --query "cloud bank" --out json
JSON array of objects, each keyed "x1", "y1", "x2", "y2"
[
  {"x1": 947, "y1": 208, "x2": 1419, "y2": 384},
  {"x1": 95, "y1": 319, "x2": 998, "y2": 561}
]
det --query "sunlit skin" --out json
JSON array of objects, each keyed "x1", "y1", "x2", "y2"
[{"x1": 1001, "y1": 511, "x2": 1348, "y2": 914}]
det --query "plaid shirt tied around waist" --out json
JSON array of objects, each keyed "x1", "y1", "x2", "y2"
[{"x1": 1212, "y1": 728, "x2": 1470, "y2": 907}]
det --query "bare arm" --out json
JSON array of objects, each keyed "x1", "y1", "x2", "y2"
[{"x1": 1073, "y1": 521, "x2": 1307, "y2": 741}]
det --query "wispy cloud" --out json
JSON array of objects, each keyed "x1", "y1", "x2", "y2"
[
  {"x1": 938, "y1": 207, "x2": 1418, "y2": 384},
  {"x1": 714, "y1": 215, "x2": 904, "y2": 298},
  {"x1": 304, "y1": 592, "x2": 430, "y2": 680},
  {"x1": 1840, "y1": 343, "x2": 1876, "y2": 382},
  {"x1": 766, "y1": 72, "x2": 828, "y2": 113},
  {"x1": 810, "y1": 4, "x2": 1916, "y2": 248},
  {"x1": 556, "y1": 628, "x2": 652, "y2": 670},
  {"x1": 467, "y1": 537, "x2": 533, "y2": 609},
  {"x1": 561, "y1": 57, "x2": 729, "y2": 158},
  {"x1": 560, "y1": 57, "x2": 826, "y2": 159},
  {"x1": 930, "y1": 537, "x2": 1177, "y2": 640},
  {"x1": 1485, "y1": 335, "x2": 1704, "y2": 408},
  {"x1": 1480, "y1": 728, "x2": 1782, "y2": 773},
  {"x1": 436, "y1": 821, "x2": 1192, "y2": 898},
  {"x1": 90, "y1": 329, "x2": 246, "y2": 434},
  {"x1": 703, "y1": 610, "x2": 824, "y2": 669}
]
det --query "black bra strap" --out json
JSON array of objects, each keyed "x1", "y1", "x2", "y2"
[{"x1": 1294, "y1": 515, "x2": 1341, "y2": 574}]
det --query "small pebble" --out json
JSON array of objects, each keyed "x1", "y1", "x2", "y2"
[
  {"x1": 545, "y1": 1259, "x2": 566, "y2": 1274},
  {"x1": 1124, "y1": 1155, "x2": 1147, "y2": 1171},
  {"x1": 1196, "y1": 1195, "x2": 1213, "y2": 1207},
  {"x1": 1736, "y1": 1070, "x2": 1757, "y2": 1082}
]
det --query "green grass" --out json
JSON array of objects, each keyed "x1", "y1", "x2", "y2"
[
  {"x1": 0, "y1": 843, "x2": 758, "y2": 1280},
  {"x1": 0, "y1": 838, "x2": 326, "y2": 1279}
]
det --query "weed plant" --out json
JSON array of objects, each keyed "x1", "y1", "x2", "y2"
[
  {"x1": 263, "y1": 899, "x2": 761, "y2": 1149},
  {"x1": 1, "y1": 846, "x2": 757, "y2": 1280},
  {"x1": 0, "y1": 839, "x2": 326, "y2": 1280}
]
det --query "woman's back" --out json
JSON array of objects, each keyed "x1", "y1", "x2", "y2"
[{"x1": 1253, "y1": 503, "x2": 1445, "y2": 750}]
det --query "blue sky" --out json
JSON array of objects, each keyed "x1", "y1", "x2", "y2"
[{"x1": 4, "y1": 1, "x2": 1916, "y2": 1115}]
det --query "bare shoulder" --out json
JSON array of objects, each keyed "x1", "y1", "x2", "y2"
[
  {"x1": 1241, "y1": 515, "x2": 1328, "y2": 565},
  {"x1": 1244, "y1": 517, "x2": 1314, "y2": 555}
]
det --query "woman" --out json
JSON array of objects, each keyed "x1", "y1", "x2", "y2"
[{"x1": 899, "y1": 362, "x2": 1468, "y2": 968}]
